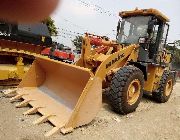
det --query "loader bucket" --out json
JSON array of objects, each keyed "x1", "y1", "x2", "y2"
[{"x1": 12, "y1": 56, "x2": 102, "y2": 136}]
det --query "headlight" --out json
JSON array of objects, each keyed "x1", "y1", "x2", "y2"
[{"x1": 139, "y1": 37, "x2": 146, "y2": 44}]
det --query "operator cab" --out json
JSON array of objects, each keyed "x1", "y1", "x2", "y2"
[
  {"x1": 0, "y1": 21, "x2": 52, "y2": 46},
  {"x1": 117, "y1": 8, "x2": 170, "y2": 64}
]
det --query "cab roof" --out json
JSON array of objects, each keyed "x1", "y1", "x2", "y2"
[{"x1": 119, "y1": 8, "x2": 169, "y2": 22}]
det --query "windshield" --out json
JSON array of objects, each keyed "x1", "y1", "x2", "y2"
[{"x1": 117, "y1": 16, "x2": 151, "y2": 44}]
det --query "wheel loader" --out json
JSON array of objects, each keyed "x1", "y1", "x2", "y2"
[
  {"x1": 5, "y1": 8, "x2": 176, "y2": 136},
  {"x1": 0, "y1": 22, "x2": 52, "y2": 85}
]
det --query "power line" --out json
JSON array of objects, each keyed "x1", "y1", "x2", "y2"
[
  {"x1": 76, "y1": 0, "x2": 119, "y2": 18},
  {"x1": 55, "y1": 34, "x2": 74, "y2": 39},
  {"x1": 58, "y1": 28, "x2": 84, "y2": 36},
  {"x1": 59, "y1": 32, "x2": 78, "y2": 37},
  {"x1": 59, "y1": 16, "x2": 91, "y2": 32}
]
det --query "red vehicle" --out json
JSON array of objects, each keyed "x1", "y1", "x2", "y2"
[
  {"x1": 41, "y1": 47, "x2": 51, "y2": 56},
  {"x1": 41, "y1": 47, "x2": 75, "y2": 63}
]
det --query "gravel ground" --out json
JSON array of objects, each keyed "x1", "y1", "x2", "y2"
[{"x1": 0, "y1": 82, "x2": 180, "y2": 140}]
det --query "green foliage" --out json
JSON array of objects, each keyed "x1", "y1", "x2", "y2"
[
  {"x1": 57, "y1": 44, "x2": 65, "y2": 50},
  {"x1": 175, "y1": 40, "x2": 180, "y2": 47},
  {"x1": 42, "y1": 17, "x2": 58, "y2": 36},
  {"x1": 72, "y1": 36, "x2": 83, "y2": 50},
  {"x1": 166, "y1": 40, "x2": 180, "y2": 68}
]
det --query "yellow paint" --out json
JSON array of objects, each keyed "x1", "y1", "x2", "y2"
[
  {"x1": 16, "y1": 57, "x2": 25, "y2": 79},
  {"x1": 144, "y1": 65, "x2": 164, "y2": 92},
  {"x1": 127, "y1": 79, "x2": 141, "y2": 105},
  {"x1": 41, "y1": 36, "x2": 46, "y2": 42},
  {"x1": 76, "y1": 35, "x2": 139, "y2": 80},
  {"x1": 120, "y1": 8, "x2": 169, "y2": 22},
  {"x1": 0, "y1": 57, "x2": 27, "y2": 81}
]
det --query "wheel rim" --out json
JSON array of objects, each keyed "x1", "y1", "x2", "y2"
[
  {"x1": 165, "y1": 79, "x2": 173, "y2": 96},
  {"x1": 127, "y1": 79, "x2": 141, "y2": 105}
]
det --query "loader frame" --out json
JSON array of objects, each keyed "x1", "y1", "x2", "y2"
[{"x1": 4, "y1": 8, "x2": 176, "y2": 137}]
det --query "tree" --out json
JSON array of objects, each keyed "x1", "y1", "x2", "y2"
[
  {"x1": 42, "y1": 17, "x2": 58, "y2": 36},
  {"x1": 72, "y1": 36, "x2": 83, "y2": 50},
  {"x1": 166, "y1": 40, "x2": 180, "y2": 69},
  {"x1": 57, "y1": 43, "x2": 65, "y2": 50},
  {"x1": 172, "y1": 47, "x2": 180, "y2": 68},
  {"x1": 175, "y1": 40, "x2": 180, "y2": 47}
]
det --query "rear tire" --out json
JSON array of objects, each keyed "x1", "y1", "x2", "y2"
[
  {"x1": 108, "y1": 66, "x2": 144, "y2": 114},
  {"x1": 152, "y1": 71, "x2": 174, "y2": 103}
]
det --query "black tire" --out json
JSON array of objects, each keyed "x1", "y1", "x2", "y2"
[
  {"x1": 108, "y1": 66, "x2": 144, "y2": 114},
  {"x1": 152, "y1": 71, "x2": 174, "y2": 103}
]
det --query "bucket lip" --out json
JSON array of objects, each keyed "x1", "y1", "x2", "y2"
[{"x1": 35, "y1": 55, "x2": 93, "y2": 74}]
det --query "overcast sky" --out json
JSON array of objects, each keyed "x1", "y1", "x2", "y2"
[{"x1": 51, "y1": 0, "x2": 180, "y2": 46}]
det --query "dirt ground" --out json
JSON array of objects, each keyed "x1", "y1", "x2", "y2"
[{"x1": 0, "y1": 82, "x2": 180, "y2": 140}]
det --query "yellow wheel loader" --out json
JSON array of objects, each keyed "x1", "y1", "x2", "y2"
[
  {"x1": 6, "y1": 8, "x2": 176, "y2": 136},
  {"x1": 0, "y1": 40, "x2": 42, "y2": 86},
  {"x1": 0, "y1": 22, "x2": 52, "y2": 86}
]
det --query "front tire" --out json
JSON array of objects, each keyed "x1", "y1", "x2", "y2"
[{"x1": 108, "y1": 66, "x2": 144, "y2": 114}]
